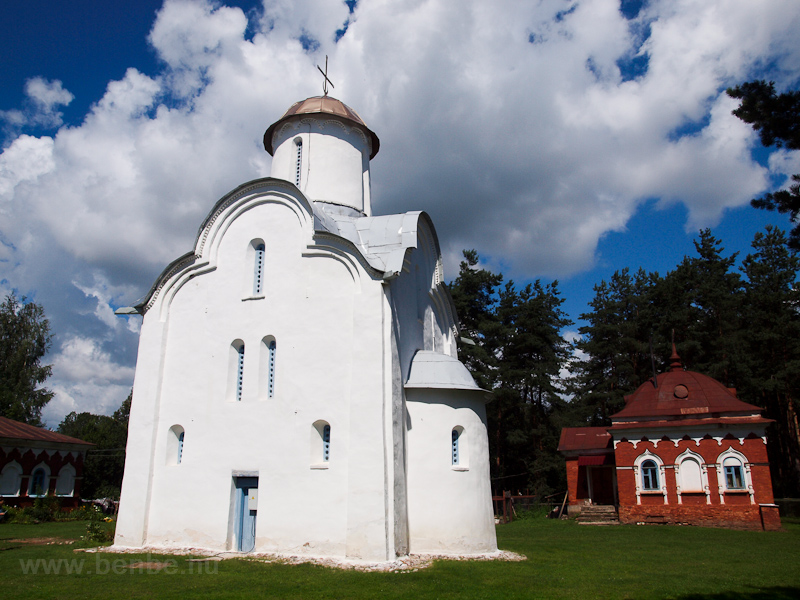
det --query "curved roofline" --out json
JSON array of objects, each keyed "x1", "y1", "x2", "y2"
[
  {"x1": 125, "y1": 177, "x2": 311, "y2": 313},
  {"x1": 263, "y1": 95, "x2": 380, "y2": 159}
]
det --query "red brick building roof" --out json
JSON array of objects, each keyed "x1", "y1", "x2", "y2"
[
  {"x1": 0, "y1": 416, "x2": 93, "y2": 447},
  {"x1": 610, "y1": 346, "x2": 764, "y2": 423},
  {"x1": 558, "y1": 427, "x2": 612, "y2": 453}
]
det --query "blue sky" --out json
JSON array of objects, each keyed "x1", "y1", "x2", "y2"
[{"x1": 1, "y1": 0, "x2": 798, "y2": 426}]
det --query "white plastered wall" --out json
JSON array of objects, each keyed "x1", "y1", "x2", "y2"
[
  {"x1": 115, "y1": 185, "x2": 395, "y2": 560},
  {"x1": 271, "y1": 118, "x2": 371, "y2": 215},
  {"x1": 404, "y1": 389, "x2": 497, "y2": 554}
]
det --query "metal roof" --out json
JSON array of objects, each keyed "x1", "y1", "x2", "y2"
[
  {"x1": 558, "y1": 427, "x2": 612, "y2": 453},
  {"x1": 611, "y1": 346, "x2": 763, "y2": 422},
  {"x1": 405, "y1": 351, "x2": 488, "y2": 393},
  {"x1": 263, "y1": 96, "x2": 380, "y2": 158},
  {"x1": 0, "y1": 416, "x2": 94, "y2": 447}
]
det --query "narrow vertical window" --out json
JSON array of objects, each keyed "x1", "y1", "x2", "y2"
[
  {"x1": 168, "y1": 425, "x2": 185, "y2": 465},
  {"x1": 294, "y1": 138, "x2": 303, "y2": 186},
  {"x1": 177, "y1": 431, "x2": 185, "y2": 464},
  {"x1": 268, "y1": 339, "x2": 276, "y2": 398},
  {"x1": 237, "y1": 344, "x2": 245, "y2": 401},
  {"x1": 253, "y1": 243, "x2": 265, "y2": 295},
  {"x1": 323, "y1": 424, "x2": 331, "y2": 461},
  {"x1": 452, "y1": 429, "x2": 460, "y2": 465}
]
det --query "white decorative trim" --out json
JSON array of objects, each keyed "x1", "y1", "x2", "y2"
[
  {"x1": 633, "y1": 450, "x2": 668, "y2": 506},
  {"x1": 674, "y1": 448, "x2": 711, "y2": 505},
  {"x1": 715, "y1": 447, "x2": 755, "y2": 505}
]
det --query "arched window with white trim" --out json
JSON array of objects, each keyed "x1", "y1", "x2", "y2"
[
  {"x1": 641, "y1": 460, "x2": 659, "y2": 490},
  {"x1": 716, "y1": 448, "x2": 754, "y2": 504},
  {"x1": 55, "y1": 464, "x2": 76, "y2": 497},
  {"x1": 0, "y1": 461, "x2": 23, "y2": 497},
  {"x1": 28, "y1": 464, "x2": 50, "y2": 497},
  {"x1": 674, "y1": 448, "x2": 710, "y2": 504},
  {"x1": 633, "y1": 451, "x2": 667, "y2": 505}
]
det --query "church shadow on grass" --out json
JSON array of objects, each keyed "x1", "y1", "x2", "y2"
[{"x1": 677, "y1": 587, "x2": 800, "y2": 600}]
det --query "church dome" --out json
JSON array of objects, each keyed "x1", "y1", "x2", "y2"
[
  {"x1": 263, "y1": 96, "x2": 380, "y2": 159},
  {"x1": 611, "y1": 346, "x2": 762, "y2": 421}
]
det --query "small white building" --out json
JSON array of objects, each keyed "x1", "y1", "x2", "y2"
[{"x1": 113, "y1": 95, "x2": 497, "y2": 561}]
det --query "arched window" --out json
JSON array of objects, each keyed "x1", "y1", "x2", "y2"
[
  {"x1": 268, "y1": 339, "x2": 276, "y2": 398},
  {"x1": 451, "y1": 426, "x2": 468, "y2": 468},
  {"x1": 0, "y1": 462, "x2": 23, "y2": 497},
  {"x1": 28, "y1": 466, "x2": 49, "y2": 497},
  {"x1": 253, "y1": 243, "x2": 265, "y2": 295},
  {"x1": 674, "y1": 448, "x2": 710, "y2": 504},
  {"x1": 259, "y1": 337, "x2": 277, "y2": 400},
  {"x1": 311, "y1": 420, "x2": 331, "y2": 467},
  {"x1": 178, "y1": 432, "x2": 185, "y2": 464},
  {"x1": 228, "y1": 340, "x2": 246, "y2": 402},
  {"x1": 723, "y1": 457, "x2": 745, "y2": 489},
  {"x1": 294, "y1": 138, "x2": 303, "y2": 186},
  {"x1": 716, "y1": 448, "x2": 754, "y2": 504},
  {"x1": 641, "y1": 460, "x2": 659, "y2": 491},
  {"x1": 678, "y1": 458, "x2": 703, "y2": 492},
  {"x1": 55, "y1": 464, "x2": 76, "y2": 497},
  {"x1": 323, "y1": 425, "x2": 331, "y2": 462},
  {"x1": 234, "y1": 342, "x2": 245, "y2": 401},
  {"x1": 167, "y1": 425, "x2": 185, "y2": 466}
]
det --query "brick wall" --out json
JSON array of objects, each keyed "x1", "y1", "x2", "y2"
[{"x1": 614, "y1": 436, "x2": 779, "y2": 530}]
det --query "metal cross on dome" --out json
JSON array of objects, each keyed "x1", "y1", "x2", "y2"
[{"x1": 317, "y1": 55, "x2": 335, "y2": 96}]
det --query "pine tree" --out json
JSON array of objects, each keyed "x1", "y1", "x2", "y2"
[{"x1": 740, "y1": 226, "x2": 800, "y2": 496}]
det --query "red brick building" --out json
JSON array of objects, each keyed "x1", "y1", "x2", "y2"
[
  {"x1": 0, "y1": 416, "x2": 93, "y2": 508},
  {"x1": 559, "y1": 347, "x2": 781, "y2": 531}
]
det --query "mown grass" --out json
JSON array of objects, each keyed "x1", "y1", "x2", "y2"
[{"x1": 1, "y1": 517, "x2": 798, "y2": 600}]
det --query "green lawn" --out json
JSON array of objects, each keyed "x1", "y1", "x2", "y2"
[{"x1": 1, "y1": 517, "x2": 798, "y2": 600}]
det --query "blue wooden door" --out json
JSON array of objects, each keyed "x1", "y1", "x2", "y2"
[{"x1": 234, "y1": 477, "x2": 258, "y2": 552}]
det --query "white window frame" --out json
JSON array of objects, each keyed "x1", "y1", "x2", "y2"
[
  {"x1": 633, "y1": 450, "x2": 668, "y2": 505},
  {"x1": 55, "y1": 463, "x2": 76, "y2": 497},
  {"x1": 0, "y1": 461, "x2": 23, "y2": 497},
  {"x1": 28, "y1": 463, "x2": 51, "y2": 497},
  {"x1": 674, "y1": 448, "x2": 710, "y2": 505},
  {"x1": 715, "y1": 448, "x2": 754, "y2": 505}
]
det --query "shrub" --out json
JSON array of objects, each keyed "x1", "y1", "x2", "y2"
[{"x1": 83, "y1": 507, "x2": 115, "y2": 543}]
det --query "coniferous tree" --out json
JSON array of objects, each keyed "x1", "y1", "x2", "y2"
[
  {"x1": 450, "y1": 251, "x2": 572, "y2": 496},
  {"x1": 740, "y1": 227, "x2": 800, "y2": 496},
  {"x1": 728, "y1": 81, "x2": 800, "y2": 248}
]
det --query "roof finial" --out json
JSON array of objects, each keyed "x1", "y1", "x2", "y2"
[
  {"x1": 317, "y1": 55, "x2": 334, "y2": 97},
  {"x1": 669, "y1": 330, "x2": 682, "y2": 372}
]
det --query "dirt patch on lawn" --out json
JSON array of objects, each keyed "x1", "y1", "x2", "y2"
[{"x1": 2, "y1": 537, "x2": 73, "y2": 545}]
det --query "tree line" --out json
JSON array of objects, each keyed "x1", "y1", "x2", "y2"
[{"x1": 450, "y1": 226, "x2": 800, "y2": 498}]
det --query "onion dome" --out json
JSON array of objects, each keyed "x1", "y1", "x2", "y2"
[{"x1": 263, "y1": 96, "x2": 380, "y2": 159}]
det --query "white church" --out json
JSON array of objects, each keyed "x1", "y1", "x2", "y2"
[{"x1": 113, "y1": 90, "x2": 497, "y2": 562}]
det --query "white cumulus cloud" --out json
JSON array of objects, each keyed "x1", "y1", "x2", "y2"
[{"x1": 0, "y1": 0, "x2": 798, "y2": 425}]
